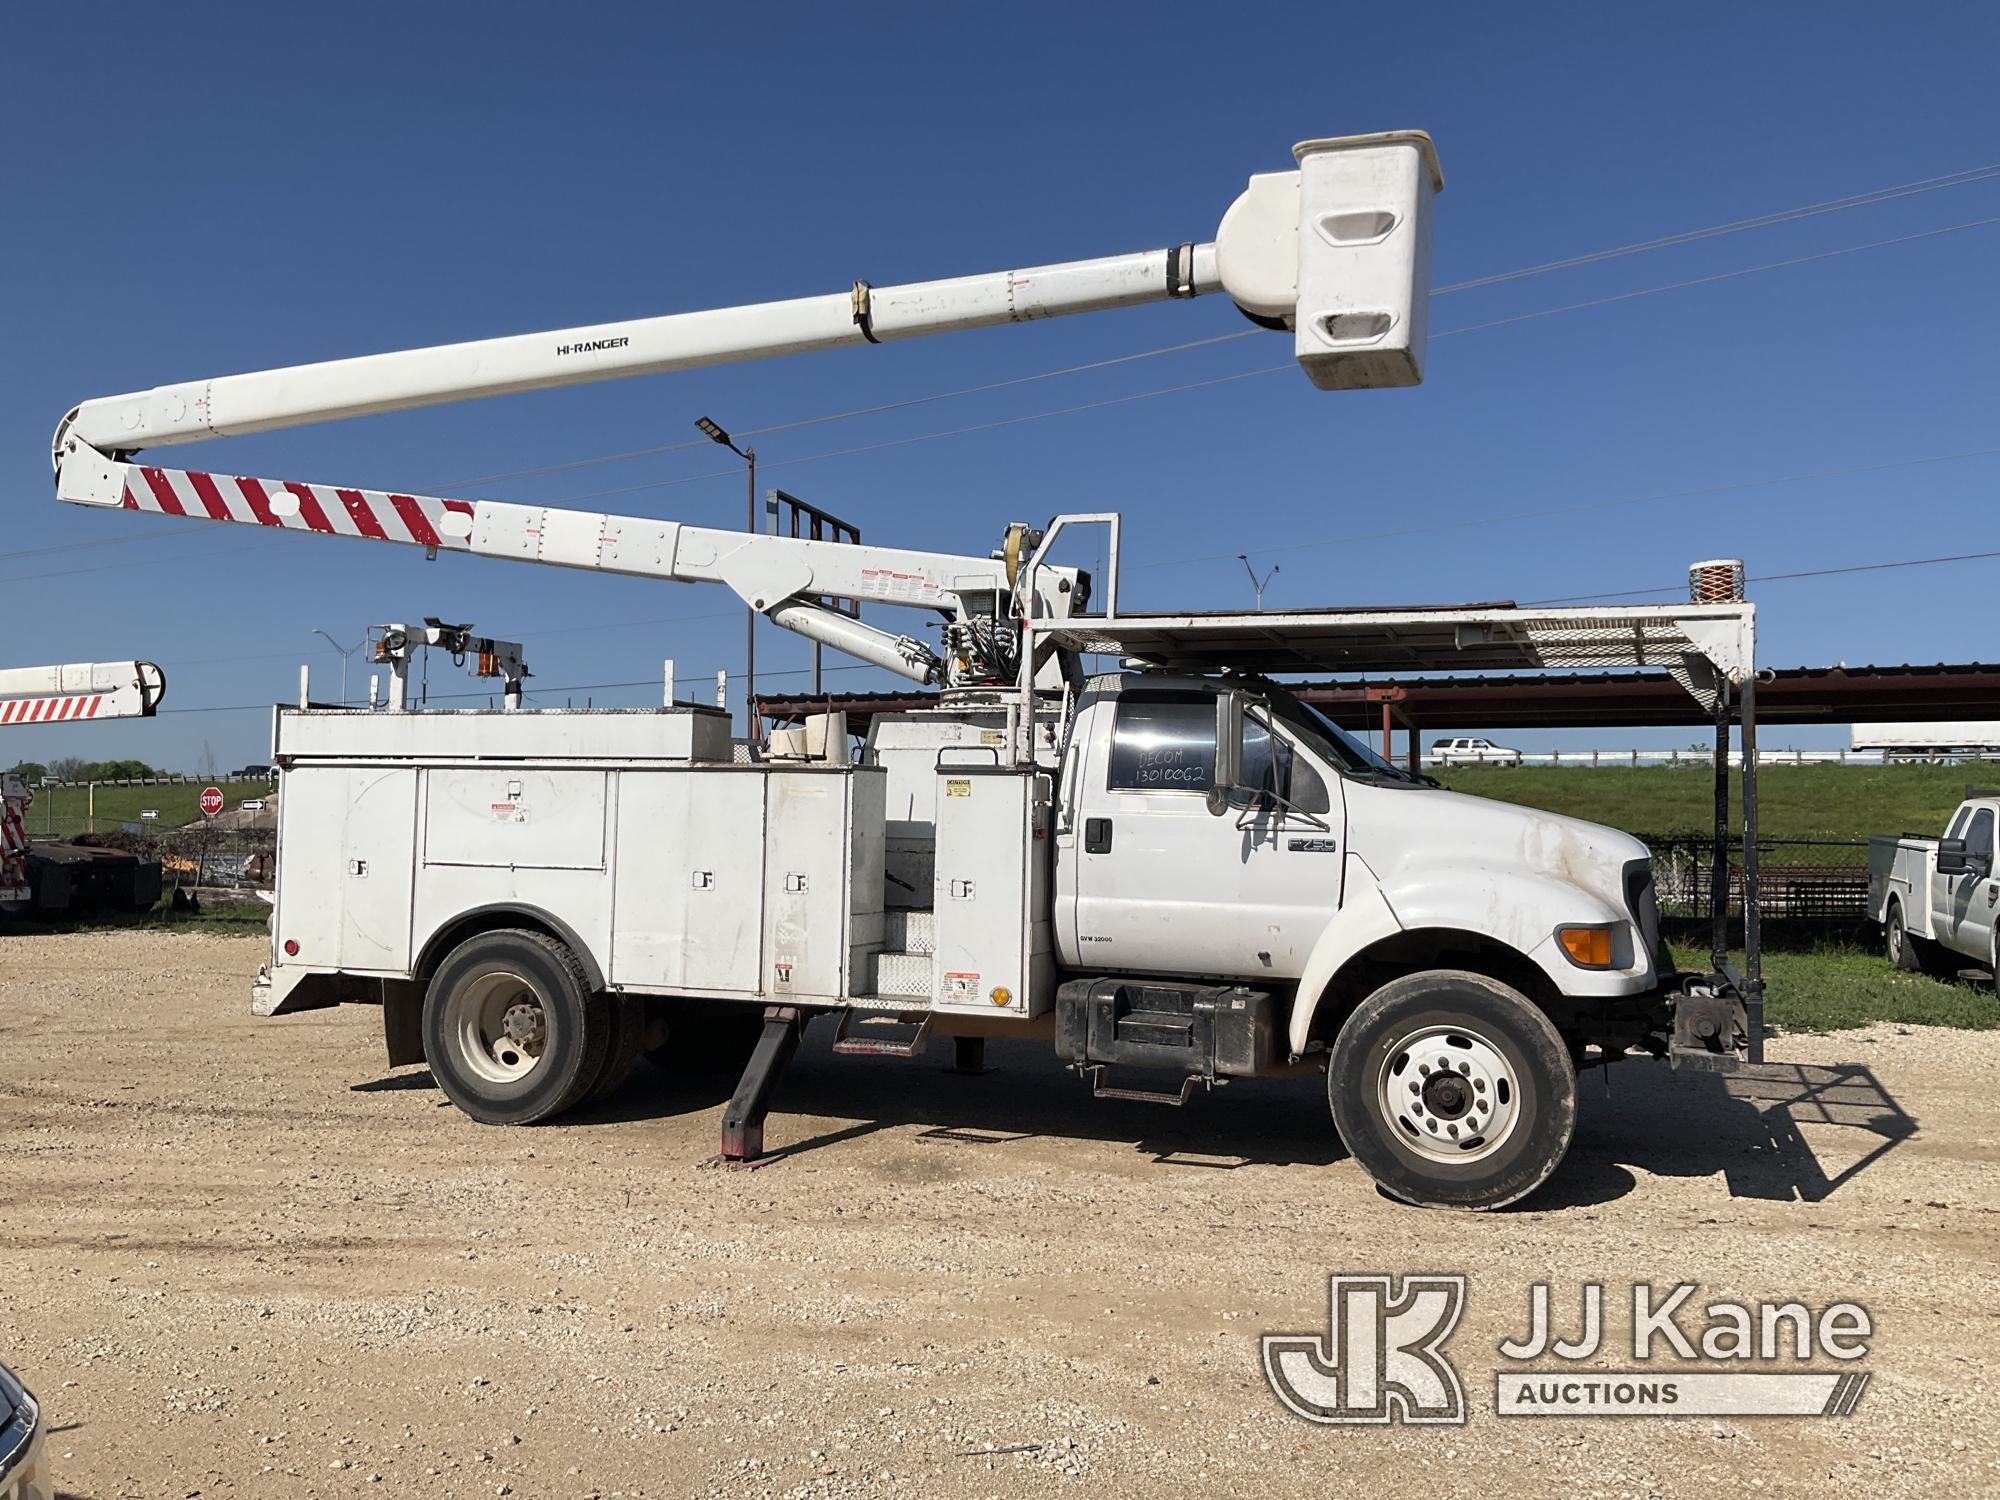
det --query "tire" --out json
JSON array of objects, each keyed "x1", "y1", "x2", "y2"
[
  {"x1": 1885, "y1": 902, "x2": 1923, "y2": 973},
  {"x1": 585, "y1": 991, "x2": 648, "y2": 1105},
  {"x1": 1328, "y1": 970, "x2": 1578, "y2": 1211},
  {"x1": 422, "y1": 929, "x2": 609, "y2": 1125}
]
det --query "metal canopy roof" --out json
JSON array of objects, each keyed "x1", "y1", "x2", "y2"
[
  {"x1": 1040, "y1": 601, "x2": 1755, "y2": 694},
  {"x1": 762, "y1": 660, "x2": 2000, "y2": 733}
]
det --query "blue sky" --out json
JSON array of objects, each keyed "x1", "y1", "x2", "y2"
[{"x1": 3, "y1": 2, "x2": 1996, "y2": 768}]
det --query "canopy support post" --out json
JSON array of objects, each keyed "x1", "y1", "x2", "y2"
[
  {"x1": 1710, "y1": 688, "x2": 1731, "y2": 974},
  {"x1": 1740, "y1": 672, "x2": 1765, "y2": 1063}
]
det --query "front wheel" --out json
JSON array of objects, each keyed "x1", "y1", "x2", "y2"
[
  {"x1": 1884, "y1": 902, "x2": 1925, "y2": 973},
  {"x1": 1328, "y1": 970, "x2": 1577, "y2": 1211}
]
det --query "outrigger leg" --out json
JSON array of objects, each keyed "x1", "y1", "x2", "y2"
[{"x1": 714, "y1": 1005, "x2": 803, "y2": 1168}]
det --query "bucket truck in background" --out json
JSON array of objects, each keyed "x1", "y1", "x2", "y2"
[{"x1": 0, "y1": 661, "x2": 167, "y2": 914}]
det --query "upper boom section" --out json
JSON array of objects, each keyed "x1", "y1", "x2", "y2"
[{"x1": 53, "y1": 132, "x2": 1439, "y2": 468}]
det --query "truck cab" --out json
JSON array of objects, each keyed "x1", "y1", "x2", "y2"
[{"x1": 1053, "y1": 673, "x2": 1662, "y2": 1023}]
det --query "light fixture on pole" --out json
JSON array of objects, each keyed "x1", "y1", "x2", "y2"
[
  {"x1": 1237, "y1": 554, "x2": 1279, "y2": 611},
  {"x1": 697, "y1": 416, "x2": 758, "y2": 736},
  {"x1": 310, "y1": 628, "x2": 362, "y2": 705}
]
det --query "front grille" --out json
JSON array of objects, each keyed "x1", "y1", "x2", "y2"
[{"x1": 1624, "y1": 857, "x2": 1663, "y2": 964}]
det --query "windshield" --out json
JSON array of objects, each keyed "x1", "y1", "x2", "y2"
[{"x1": 1256, "y1": 682, "x2": 1414, "y2": 781}]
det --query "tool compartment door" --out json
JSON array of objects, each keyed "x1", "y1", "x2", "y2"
[
  {"x1": 933, "y1": 767, "x2": 1051, "y2": 1016},
  {"x1": 423, "y1": 769, "x2": 606, "y2": 870},
  {"x1": 276, "y1": 766, "x2": 416, "y2": 972},
  {"x1": 611, "y1": 770, "x2": 765, "y2": 992}
]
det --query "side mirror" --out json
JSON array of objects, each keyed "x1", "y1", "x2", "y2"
[
  {"x1": 1208, "y1": 690, "x2": 1246, "y2": 816},
  {"x1": 1938, "y1": 838, "x2": 1974, "y2": 876}
]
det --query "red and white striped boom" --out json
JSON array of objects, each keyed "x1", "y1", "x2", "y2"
[
  {"x1": 67, "y1": 457, "x2": 1078, "y2": 684},
  {"x1": 0, "y1": 660, "x2": 166, "y2": 727}
]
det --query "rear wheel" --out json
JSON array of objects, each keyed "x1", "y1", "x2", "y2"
[
  {"x1": 584, "y1": 991, "x2": 648, "y2": 1105},
  {"x1": 1329, "y1": 970, "x2": 1577, "y2": 1211},
  {"x1": 1885, "y1": 902, "x2": 1924, "y2": 973},
  {"x1": 423, "y1": 929, "x2": 608, "y2": 1125}
]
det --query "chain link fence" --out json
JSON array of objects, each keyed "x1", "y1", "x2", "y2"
[
  {"x1": 1640, "y1": 832, "x2": 1870, "y2": 921},
  {"x1": 19, "y1": 776, "x2": 278, "y2": 897}
]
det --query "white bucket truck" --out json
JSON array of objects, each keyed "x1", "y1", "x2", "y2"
[{"x1": 50, "y1": 131, "x2": 1769, "y2": 1207}]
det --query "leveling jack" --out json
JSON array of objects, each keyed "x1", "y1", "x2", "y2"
[{"x1": 711, "y1": 1005, "x2": 804, "y2": 1169}]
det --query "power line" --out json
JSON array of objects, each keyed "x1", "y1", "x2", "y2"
[
  {"x1": 1433, "y1": 163, "x2": 2000, "y2": 294},
  {"x1": 536, "y1": 367, "x2": 1287, "y2": 507},
  {"x1": 1429, "y1": 214, "x2": 2000, "y2": 339},
  {"x1": 1142, "y1": 444, "x2": 2000, "y2": 570},
  {"x1": 0, "y1": 534, "x2": 293, "y2": 586},
  {"x1": 1525, "y1": 547, "x2": 2000, "y2": 606},
  {"x1": 431, "y1": 331, "x2": 1262, "y2": 489}
]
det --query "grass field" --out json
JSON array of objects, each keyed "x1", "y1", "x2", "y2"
[
  {"x1": 1432, "y1": 762, "x2": 1975, "y2": 841},
  {"x1": 1437, "y1": 766, "x2": 1999, "y2": 1029},
  {"x1": 1673, "y1": 934, "x2": 2000, "y2": 1033},
  {"x1": 1760, "y1": 943, "x2": 1998, "y2": 1031}
]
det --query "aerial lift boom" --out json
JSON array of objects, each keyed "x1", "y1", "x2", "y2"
[
  {"x1": 52, "y1": 134, "x2": 1439, "y2": 458},
  {"x1": 49, "y1": 134, "x2": 1441, "y2": 687}
]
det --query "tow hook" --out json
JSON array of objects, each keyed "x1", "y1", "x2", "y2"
[{"x1": 1667, "y1": 976, "x2": 1748, "y2": 1072}]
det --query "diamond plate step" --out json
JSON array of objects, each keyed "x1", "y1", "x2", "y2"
[
  {"x1": 871, "y1": 950, "x2": 934, "y2": 997},
  {"x1": 832, "y1": 1010, "x2": 933, "y2": 1058},
  {"x1": 883, "y1": 908, "x2": 936, "y2": 955}
]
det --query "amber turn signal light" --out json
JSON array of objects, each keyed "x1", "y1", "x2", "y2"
[{"x1": 1557, "y1": 926, "x2": 1613, "y2": 968}]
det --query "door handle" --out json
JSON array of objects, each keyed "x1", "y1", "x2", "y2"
[{"x1": 1083, "y1": 817, "x2": 1113, "y2": 854}]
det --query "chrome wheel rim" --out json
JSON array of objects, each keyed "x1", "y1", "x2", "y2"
[
  {"x1": 445, "y1": 969, "x2": 548, "y2": 1086},
  {"x1": 1378, "y1": 1023, "x2": 1522, "y2": 1165}
]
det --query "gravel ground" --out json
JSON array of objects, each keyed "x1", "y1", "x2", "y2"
[{"x1": 2, "y1": 929, "x2": 1997, "y2": 1499}]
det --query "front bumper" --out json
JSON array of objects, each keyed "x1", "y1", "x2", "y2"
[
  {"x1": 1634, "y1": 968, "x2": 1752, "y2": 1071},
  {"x1": 1572, "y1": 969, "x2": 1753, "y2": 1072}
]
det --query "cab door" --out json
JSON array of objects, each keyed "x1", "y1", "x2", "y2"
[
  {"x1": 1064, "y1": 689, "x2": 1342, "y2": 980},
  {"x1": 1937, "y1": 804, "x2": 2000, "y2": 960}
]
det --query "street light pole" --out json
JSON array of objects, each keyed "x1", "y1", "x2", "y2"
[
  {"x1": 310, "y1": 629, "x2": 361, "y2": 705},
  {"x1": 697, "y1": 416, "x2": 760, "y2": 737},
  {"x1": 1237, "y1": 554, "x2": 1279, "y2": 611}
]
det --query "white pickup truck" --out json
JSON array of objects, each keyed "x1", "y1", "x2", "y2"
[{"x1": 1868, "y1": 795, "x2": 2000, "y2": 976}]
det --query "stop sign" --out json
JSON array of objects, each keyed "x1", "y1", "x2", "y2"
[{"x1": 199, "y1": 786, "x2": 225, "y2": 818}]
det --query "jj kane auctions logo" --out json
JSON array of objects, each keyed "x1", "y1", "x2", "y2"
[{"x1": 1264, "y1": 1275, "x2": 1872, "y2": 1424}]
